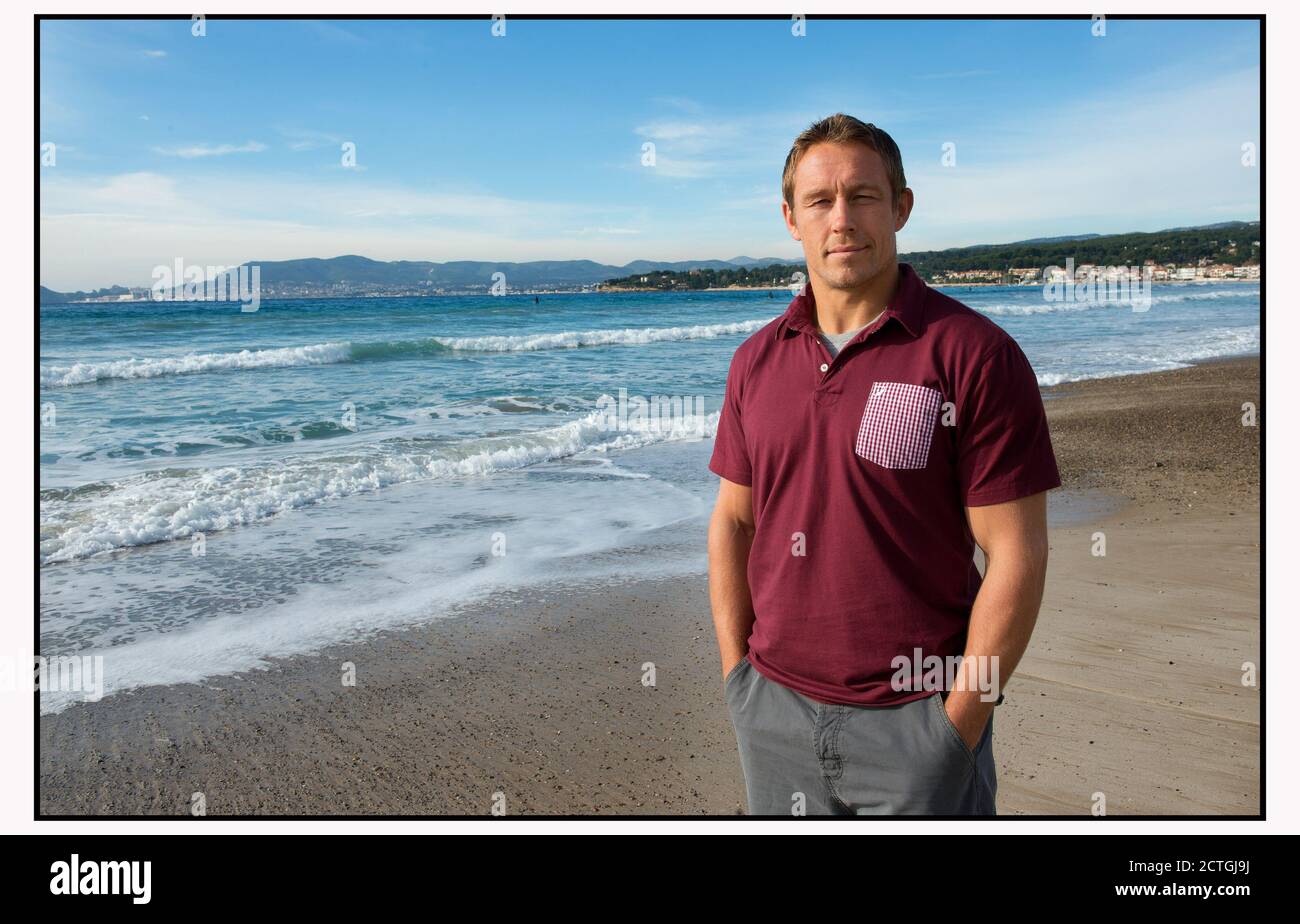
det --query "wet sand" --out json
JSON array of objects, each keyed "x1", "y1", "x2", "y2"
[{"x1": 38, "y1": 357, "x2": 1260, "y2": 816}]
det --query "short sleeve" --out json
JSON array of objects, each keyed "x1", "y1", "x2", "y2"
[
  {"x1": 957, "y1": 337, "x2": 1061, "y2": 507},
  {"x1": 708, "y1": 350, "x2": 753, "y2": 486}
]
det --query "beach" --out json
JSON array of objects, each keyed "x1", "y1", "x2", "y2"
[{"x1": 38, "y1": 355, "x2": 1260, "y2": 816}]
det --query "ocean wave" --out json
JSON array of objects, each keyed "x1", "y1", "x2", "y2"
[
  {"x1": 976, "y1": 287, "x2": 1259, "y2": 316},
  {"x1": 419, "y1": 395, "x2": 587, "y2": 418},
  {"x1": 40, "y1": 407, "x2": 720, "y2": 564},
  {"x1": 40, "y1": 342, "x2": 354, "y2": 388},
  {"x1": 1036, "y1": 326, "x2": 1259, "y2": 386},
  {"x1": 40, "y1": 318, "x2": 773, "y2": 388},
  {"x1": 47, "y1": 395, "x2": 601, "y2": 465},
  {"x1": 432, "y1": 318, "x2": 769, "y2": 351}
]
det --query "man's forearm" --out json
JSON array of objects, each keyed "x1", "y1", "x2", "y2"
[
  {"x1": 707, "y1": 511, "x2": 756, "y2": 678},
  {"x1": 944, "y1": 544, "x2": 1049, "y2": 745}
]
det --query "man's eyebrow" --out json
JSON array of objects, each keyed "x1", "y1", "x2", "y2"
[{"x1": 801, "y1": 182, "x2": 885, "y2": 200}]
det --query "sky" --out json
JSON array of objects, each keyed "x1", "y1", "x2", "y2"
[{"x1": 39, "y1": 17, "x2": 1261, "y2": 291}]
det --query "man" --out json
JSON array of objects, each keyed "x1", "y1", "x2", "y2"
[{"x1": 707, "y1": 113, "x2": 1060, "y2": 816}]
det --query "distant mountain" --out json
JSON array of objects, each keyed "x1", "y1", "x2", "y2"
[
  {"x1": 39, "y1": 255, "x2": 808, "y2": 301},
  {"x1": 1157, "y1": 220, "x2": 1259, "y2": 233},
  {"x1": 899, "y1": 221, "x2": 1259, "y2": 276},
  {"x1": 229, "y1": 255, "x2": 805, "y2": 290},
  {"x1": 999, "y1": 221, "x2": 1257, "y2": 249},
  {"x1": 1006, "y1": 233, "x2": 1102, "y2": 246},
  {"x1": 38, "y1": 284, "x2": 132, "y2": 304},
  {"x1": 39, "y1": 221, "x2": 1257, "y2": 302},
  {"x1": 723, "y1": 256, "x2": 805, "y2": 267}
]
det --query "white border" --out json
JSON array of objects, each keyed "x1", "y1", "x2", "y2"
[{"x1": 8, "y1": 0, "x2": 1292, "y2": 835}]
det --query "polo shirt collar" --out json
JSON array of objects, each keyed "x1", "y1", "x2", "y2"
[{"x1": 773, "y1": 261, "x2": 925, "y2": 342}]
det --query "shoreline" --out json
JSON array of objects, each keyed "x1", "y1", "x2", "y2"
[
  {"x1": 47, "y1": 275, "x2": 1260, "y2": 304},
  {"x1": 38, "y1": 356, "x2": 1260, "y2": 816},
  {"x1": 611, "y1": 277, "x2": 1263, "y2": 294},
  {"x1": 1040, "y1": 350, "x2": 1260, "y2": 391},
  {"x1": 930, "y1": 276, "x2": 1260, "y2": 289}
]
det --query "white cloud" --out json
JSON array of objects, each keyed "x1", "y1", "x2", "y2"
[
  {"x1": 649, "y1": 96, "x2": 705, "y2": 114},
  {"x1": 152, "y1": 141, "x2": 267, "y2": 159},
  {"x1": 278, "y1": 127, "x2": 345, "y2": 151},
  {"x1": 39, "y1": 171, "x2": 670, "y2": 287},
  {"x1": 43, "y1": 172, "x2": 188, "y2": 215},
  {"x1": 39, "y1": 212, "x2": 742, "y2": 291},
  {"x1": 899, "y1": 66, "x2": 1260, "y2": 249},
  {"x1": 630, "y1": 111, "x2": 806, "y2": 179}
]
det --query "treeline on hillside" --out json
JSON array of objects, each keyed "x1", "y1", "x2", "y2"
[
  {"x1": 603, "y1": 264, "x2": 804, "y2": 290},
  {"x1": 601, "y1": 222, "x2": 1261, "y2": 289}
]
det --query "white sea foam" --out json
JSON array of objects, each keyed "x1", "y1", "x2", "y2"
[
  {"x1": 431, "y1": 318, "x2": 769, "y2": 351},
  {"x1": 1035, "y1": 326, "x2": 1259, "y2": 386},
  {"x1": 976, "y1": 287, "x2": 1258, "y2": 316},
  {"x1": 40, "y1": 408, "x2": 720, "y2": 563},
  {"x1": 38, "y1": 467, "x2": 711, "y2": 714},
  {"x1": 41, "y1": 342, "x2": 353, "y2": 387}
]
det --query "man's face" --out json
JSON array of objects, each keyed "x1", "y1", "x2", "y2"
[{"x1": 782, "y1": 141, "x2": 913, "y2": 292}]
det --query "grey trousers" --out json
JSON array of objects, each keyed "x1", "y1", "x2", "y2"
[{"x1": 724, "y1": 655, "x2": 998, "y2": 816}]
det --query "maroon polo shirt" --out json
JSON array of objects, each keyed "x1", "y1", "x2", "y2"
[{"x1": 709, "y1": 261, "x2": 1061, "y2": 707}]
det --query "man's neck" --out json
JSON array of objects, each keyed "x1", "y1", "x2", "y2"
[{"x1": 809, "y1": 261, "x2": 900, "y2": 335}]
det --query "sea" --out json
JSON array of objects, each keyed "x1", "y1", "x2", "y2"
[{"x1": 37, "y1": 279, "x2": 1261, "y2": 712}]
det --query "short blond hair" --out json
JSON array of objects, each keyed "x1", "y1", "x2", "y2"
[{"x1": 781, "y1": 113, "x2": 907, "y2": 210}]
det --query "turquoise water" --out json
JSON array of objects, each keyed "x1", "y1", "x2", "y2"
[{"x1": 37, "y1": 280, "x2": 1260, "y2": 710}]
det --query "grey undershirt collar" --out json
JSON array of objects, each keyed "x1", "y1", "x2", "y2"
[{"x1": 816, "y1": 313, "x2": 883, "y2": 358}]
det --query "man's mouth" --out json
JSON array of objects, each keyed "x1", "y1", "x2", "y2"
[{"x1": 827, "y1": 244, "x2": 868, "y2": 255}]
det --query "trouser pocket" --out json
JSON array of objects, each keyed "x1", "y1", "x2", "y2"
[
  {"x1": 929, "y1": 691, "x2": 978, "y2": 769},
  {"x1": 724, "y1": 653, "x2": 751, "y2": 689}
]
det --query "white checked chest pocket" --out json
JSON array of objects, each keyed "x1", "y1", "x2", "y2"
[{"x1": 854, "y1": 381, "x2": 944, "y2": 470}]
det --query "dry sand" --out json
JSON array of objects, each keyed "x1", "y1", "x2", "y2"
[{"x1": 38, "y1": 357, "x2": 1261, "y2": 816}]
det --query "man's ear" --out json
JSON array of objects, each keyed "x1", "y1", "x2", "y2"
[
  {"x1": 782, "y1": 200, "x2": 801, "y2": 241},
  {"x1": 894, "y1": 187, "x2": 914, "y2": 232}
]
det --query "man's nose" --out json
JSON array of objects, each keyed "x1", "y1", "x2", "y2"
[{"x1": 829, "y1": 195, "x2": 855, "y2": 233}]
